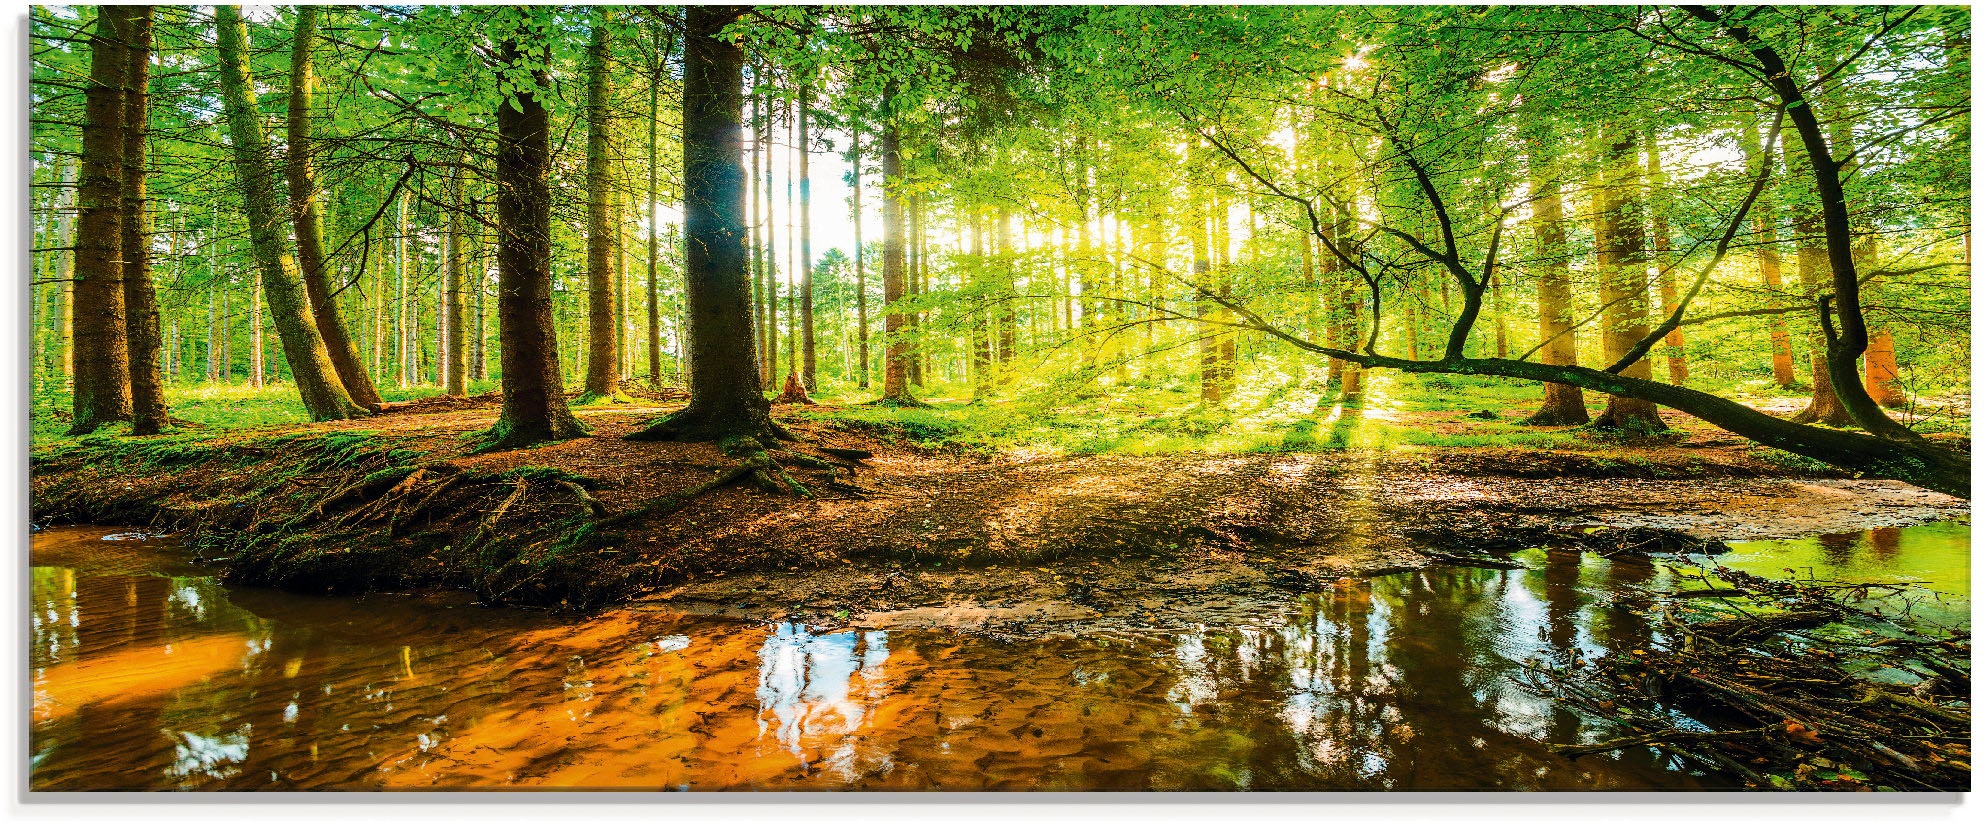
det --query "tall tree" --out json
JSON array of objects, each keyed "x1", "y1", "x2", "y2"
[
  {"x1": 215, "y1": 7, "x2": 367, "y2": 422},
  {"x1": 875, "y1": 86, "x2": 921, "y2": 406},
  {"x1": 798, "y1": 83, "x2": 817, "y2": 392},
  {"x1": 288, "y1": 5, "x2": 383, "y2": 410},
  {"x1": 1644, "y1": 129, "x2": 1687, "y2": 385},
  {"x1": 851, "y1": 127, "x2": 870, "y2": 390},
  {"x1": 483, "y1": 16, "x2": 587, "y2": 449},
  {"x1": 582, "y1": 9, "x2": 630, "y2": 403},
  {"x1": 122, "y1": 6, "x2": 168, "y2": 435},
  {"x1": 1521, "y1": 126, "x2": 1589, "y2": 425},
  {"x1": 1740, "y1": 118, "x2": 1798, "y2": 389},
  {"x1": 442, "y1": 163, "x2": 468, "y2": 398},
  {"x1": 67, "y1": 6, "x2": 133, "y2": 435},
  {"x1": 1588, "y1": 124, "x2": 1665, "y2": 433},
  {"x1": 630, "y1": 5, "x2": 782, "y2": 442},
  {"x1": 214, "y1": 5, "x2": 366, "y2": 421}
]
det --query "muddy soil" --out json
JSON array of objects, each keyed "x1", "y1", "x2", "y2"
[{"x1": 29, "y1": 398, "x2": 1967, "y2": 623}]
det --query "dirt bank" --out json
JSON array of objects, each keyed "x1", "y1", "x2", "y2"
[{"x1": 30, "y1": 399, "x2": 1967, "y2": 615}]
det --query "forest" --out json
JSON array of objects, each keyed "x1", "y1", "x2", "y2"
[{"x1": 24, "y1": 4, "x2": 1974, "y2": 793}]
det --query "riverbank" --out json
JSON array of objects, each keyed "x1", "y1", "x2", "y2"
[{"x1": 29, "y1": 396, "x2": 1967, "y2": 614}]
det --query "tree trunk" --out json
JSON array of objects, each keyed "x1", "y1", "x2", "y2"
[
  {"x1": 1865, "y1": 327, "x2": 1905, "y2": 409},
  {"x1": 1789, "y1": 236, "x2": 1853, "y2": 425},
  {"x1": 249, "y1": 272, "x2": 263, "y2": 387},
  {"x1": 799, "y1": 84, "x2": 816, "y2": 393},
  {"x1": 629, "y1": 6, "x2": 782, "y2": 442},
  {"x1": 1522, "y1": 129, "x2": 1589, "y2": 425},
  {"x1": 1741, "y1": 119, "x2": 1799, "y2": 389},
  {"x1": 582, "y1": 10, "x2": 628, "y2": 403},
  {"x1": 215, "y1": 5, "x2": 363, "y2": 420},
  {"x1": 646, "y1": 40, "x2": 664, "y2": 387},
  {"x1": 970, "y1": 211, "x2": 991, "y2": 400},
  {"x1": 68, "y1": 6, "x2": 133, "y2": 435},
  {"x1": 288, "y1": 6, "x2": 382, "y2": 410},
  {"x1": 442, "y1": 167, "x2": 468, "y2": 397},
  {"x1": 877, "y1": 97, "x2": 919, "y2": 405},
  {"x1": 121, "y1": 7, "x2": 168, "y2": 434},
  {"x1": 750, "y1": 85, "x2": 770, "y2": 389},
  {"x1": 483, "y1": 24, "x2": 586, "y2": 449},
  {"x1": 1644, "y1": 131, "x2": 1687, "y2": 384},
  {"x1": 52, "y1": 158, "x2": 77, "y2": 386},
  {"x1": 852, "y1": 128, "x2": 870, "y2": 390},
  {"x1": 997, "y1": 205, "x2": 1018, "y2": 371},
  {"x1": 1188, "y1": 159, "x2": 1221, "y2": 405},
  {"x1": 908, "y1": 194, "x2": 924, "y2": 388},
  {"x1": 1590, "y1": 123, "x2": 1665, "y2": 433},
  {"x1": 396, "y1": 194, "x2": 411, "y2": 389}
]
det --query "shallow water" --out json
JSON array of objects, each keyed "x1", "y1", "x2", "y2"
[
  {"x1": 1717, "y1": 520, "x2": 1971, "y2": 628},
  {"x1": 24, "y1": 522, "x2": 1967, "y2": 791}
]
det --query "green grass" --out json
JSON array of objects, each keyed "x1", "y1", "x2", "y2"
[
  {"x1": 30, "y1": 378, "x2": 504, "y2": 444},
  {"x1": 802, "y1": 369, "x2": 1603, "y2": 457}
]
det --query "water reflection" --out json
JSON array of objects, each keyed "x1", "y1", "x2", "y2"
[
  {"x1": 1716, "y1": 520, "x2": 1970, "y2": 626},
  {"x1": 41, "y1": 524, "x2": 1963, "y2": 791}
]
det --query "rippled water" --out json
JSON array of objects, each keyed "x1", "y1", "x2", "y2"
[{"x1": 25, "y1": 522, "x2": 1967, "y2": 791}]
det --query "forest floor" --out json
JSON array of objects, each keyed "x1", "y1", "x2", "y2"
[{"x1": 29, "y1": 380, "x2": 1968, "y2": 627}]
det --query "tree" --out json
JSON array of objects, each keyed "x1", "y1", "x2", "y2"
[
  {"x1": 288, "y1": 6, "x2": 384, "y2": 411},
  {"x1": 214, "y1": 5, "x2": 367, "y2": 422},
  {"x1": 874, "y1": 86, "x2": 922, "y2": 406},
  {"x1": 122, "y1": 6, "x2": 168, "y2": 435},
  {"x1": 582, "y1": 8, "x2": 631, "y2": 404},
  {"x1": 1588, "y1": 123, "x2": 1667, "y2": 433},
  {"x1": 629, "y1": 5, "x2": 784, "y2": 443},
  {"x1": 1521, "y1": 123, "x2": 1589, "y2": 426},
  {"x1": 67, "y1": 6, "x2": 133, "y2": 435},
  {"x1": 483, "y1": 14, "x2": 587, "y2": 450}
]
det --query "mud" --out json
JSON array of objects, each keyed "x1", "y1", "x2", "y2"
[{"x1": 29, "y1": 401, "x2": 1967, "y2": 616}]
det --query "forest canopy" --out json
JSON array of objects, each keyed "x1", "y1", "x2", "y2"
[{"x1": 27, "y1": 5, "x2": 1972, "y2": 495}]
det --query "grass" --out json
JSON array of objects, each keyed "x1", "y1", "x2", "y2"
[
  {"x1": 30, "y1": 378, "x2": 504, "y2": 444},
  {"x1": 804, "y1": 369, "x2": 1610, "y2": 457}
]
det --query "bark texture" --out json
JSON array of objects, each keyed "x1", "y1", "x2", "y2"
[
  {"x1": 485, "y1": 28, "x2": 587, "y2": 449},
  {"x1": 288, "y1": 6, "x2": 383, "y2": 410},
  {"x1": 122, "y1": 7, "x2": 169, "y2": 435},
  {"x1": 214, "y1": 5, "x2": 365, "y2": 422},
  {"x1": 69, "y1": 6, "x2": 133, "y2": 435},
  {"x1": 629, "y1": 6, "x2": 782, "y2": 443},
  {"x1": 1522, "y1": 130, "x2": 1589, "y2": 425},
  {"x1": 876, "y1": 98, "x2": 920, "y2": 406},
  {"x1": 582, "y1": 10, "x2": 628, "y2": 403}
]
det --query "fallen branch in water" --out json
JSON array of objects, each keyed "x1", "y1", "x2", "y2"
[{"x1": 1519, "y1": 564, "x2": 1970, "y2": 791}]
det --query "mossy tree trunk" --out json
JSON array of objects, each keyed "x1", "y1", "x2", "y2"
[
  {"x1": 288, "y1": 6, "x2": 382, "y2": 411},
  {"x1": 214, "y1": 5, "x2": 365, "y2": 422}
]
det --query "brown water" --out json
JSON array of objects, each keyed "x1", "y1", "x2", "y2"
[{"x1": 37, "y1": 523, "x2": 1963, "y2": 791}]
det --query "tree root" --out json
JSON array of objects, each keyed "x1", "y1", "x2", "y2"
[{"x1": 592, "y1": 440, "x2": 828, "y2": 530}]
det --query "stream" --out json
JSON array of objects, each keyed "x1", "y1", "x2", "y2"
[{"x1": 28, "y1": 521, "x2": 1968, "y2": 791}]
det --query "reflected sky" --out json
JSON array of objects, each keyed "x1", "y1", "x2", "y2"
[{"x1": 37, "y1": 524, "x2": 1963, "y2": 791}]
